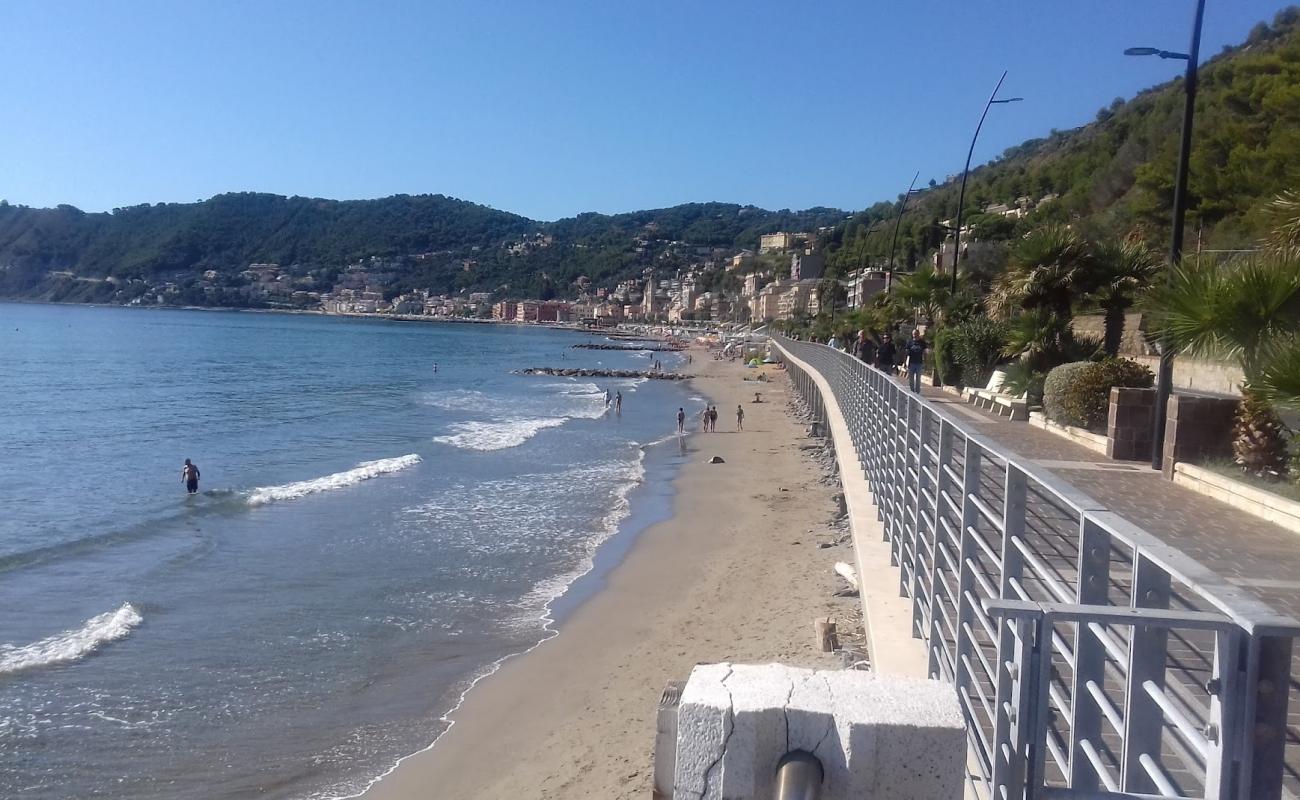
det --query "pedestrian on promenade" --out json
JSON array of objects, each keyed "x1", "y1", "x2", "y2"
[
  {"x1": 735, "y1": 405, "x2": 744, "y2": 431},
  {"x1": 875, "y1": 333, "x2": 897, "y2": 375},
  {"x1": 904, "y1": 328, "x2": 928, "y2": 393},
  {"x1": 677, "y1": 407, "x2": 686, "y2": 434},
  {"x1": 827, "y1": 334, "x2": 839, "y2": 350},
  {"x1": 855, "y1": 330, "x2": 875, "y2": 364}
]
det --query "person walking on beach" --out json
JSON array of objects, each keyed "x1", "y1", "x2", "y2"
[
  {"x1": 700, "y1": 406, "x2": 710, "y2": 432},
  {"x1": 181, "y1": 458, "x2": 201, "y2": 494},
  {"x1": 676, "y1": 407, "x2": 686, "y2": 434},
  {"x1": 904, "y1": 328, "x2": 929, "y2": 393},
  {"x1": 708, "y1": 405, "x2": 718, "y2": 433},
  {"x1": 875, "y1": 333, "x2": 897, "y2": 375},
  {"x1": 735, "y1": 404, "x2": 744, "y2": 431}
]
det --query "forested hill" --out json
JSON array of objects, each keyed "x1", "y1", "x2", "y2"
[
  {"x1": 822, "y1": 6, "x2": 1300, "y2": 273},
  {"x1": 0, "y1": 193, "x2": 845, "y2": 304},
  {"x1": 3, "y1": 6, "x2": 1300, "y2": 307}
]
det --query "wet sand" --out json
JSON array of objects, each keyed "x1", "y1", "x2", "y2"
[{"x1": 360, "y1": 351, "x2": 856, "y2": 799}]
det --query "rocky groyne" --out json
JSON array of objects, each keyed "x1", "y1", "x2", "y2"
[{"x1": 518, "y1": 367, "x2": 690, "y2": 380}]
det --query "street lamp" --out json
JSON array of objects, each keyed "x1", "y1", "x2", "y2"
[
  {"x1": 1130, "y1": 0, "x2": 1206, "y2": 472},
  {"x1": 950, "y1": 71, "x2": 1023, "y2": 294},
  {"x1": 887, "y1": 171, "x2": 922, "y2": 290}
]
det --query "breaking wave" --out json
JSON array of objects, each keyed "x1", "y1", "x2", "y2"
[
  {"x1": 247, "y1": 455, "x2": 422, "y2": 505},
  {"x1": 433, "y1": 418, "x2": 567, "y2": 451},
  {"x1": 0, "y1": 603, "x2": 142, "y2": 675}
]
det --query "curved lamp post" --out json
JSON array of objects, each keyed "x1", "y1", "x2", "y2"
[
  {"x1": 950, "y1": 72, "x2": 1022, "y2": 294},
  {"x1": 887, "y1": 171, "x2": 922, "y2": 290},
  {"x1": 1129, "y1": 0, "x2": 1206, "y2": 472}
]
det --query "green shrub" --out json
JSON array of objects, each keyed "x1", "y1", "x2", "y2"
[
  {"x1": 1043, "y1": 362, "x2": 1095, "y2": 426},
  {"x1": 1045, "y1": 359, "x2": 1154, "y2": 430},
  {"x1": 1065, "y1": 358, "x2": 1154, "y2": 431},
  {"x1": 1002, "y1": 360, "x2": 1047, "y2": 406},
  {"x1": 933, "y1": 327, "x2": 961, "y2": 387},
  {"x1": 950, "y1": 317, "x2": 1008, "y2": 389}
]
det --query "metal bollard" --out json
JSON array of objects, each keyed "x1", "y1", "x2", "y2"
[{"x1": 774, "y1": 750, "x2": 823, "y2": 800}]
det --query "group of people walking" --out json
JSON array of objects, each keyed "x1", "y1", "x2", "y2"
[
  {"x1": 676, "y1": 404, "x2": 744, "y2": 434},
  {"x1": 827, "y1": 328, "x2": 929, "y2": 394}
]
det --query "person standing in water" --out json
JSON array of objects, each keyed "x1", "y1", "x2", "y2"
[
  {"x1": 736, "y1": 404, "x2": 745, "y2": 431},
  {"x1": 181, "y1": 459, "x2": 201, "y2": 494},
  {"x1": 676, "y1": 407, "x2": 686, "y2": 434},
  {"x1": 605, "y1": 388, "x2": 611, "y2": 408},
  {"x1": 615, "y1": 391, "x2": 622, "y2": 415}
]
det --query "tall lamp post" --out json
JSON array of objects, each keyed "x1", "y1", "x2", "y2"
[
  {"x1": 950, "y1": 72, "x2": 1023, "y2": 294},
  {"x1": 887, "y1": 171, "x2": 921, "y2": 289},
  {"x1": 1128, "y1": 0, "x2": 1206, "y2": 471}
]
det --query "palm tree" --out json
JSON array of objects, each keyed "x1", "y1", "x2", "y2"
[
  {"x1": 988, "y1": 225, "x2": 1091, "y2": 320},
  {"x1": 1143, "y1": 253, "x2": 1300, "y2": 477},
  {"x1": 1087, "y1": 237, "x2": 1160, "y2": 357},
  {"x1": 888, "y1": 265, "x2": 951, "y2": 327}
]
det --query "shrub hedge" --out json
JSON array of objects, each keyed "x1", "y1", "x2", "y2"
[{"x1": 1044, "y1": 359, "x2": 1154, "y2": 430}]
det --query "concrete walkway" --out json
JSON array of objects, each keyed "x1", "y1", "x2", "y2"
[{"x1": 921, "y1": 384, "x2": 1300, "y2": 795}]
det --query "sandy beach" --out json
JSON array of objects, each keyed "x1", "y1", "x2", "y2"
[{"x1": 359, "y1": 350, "x2": 860, "y2": 799}]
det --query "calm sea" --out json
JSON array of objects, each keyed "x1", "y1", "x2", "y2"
[{"x1": 0, "y1": 303, "x2": 696, "y2": 799}]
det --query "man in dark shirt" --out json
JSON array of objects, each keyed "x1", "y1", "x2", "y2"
[
  {"x1": 875, "y1": 333, "x2": 897, "y2": 374},
  {"x1": 854, "y1": 330, "x2": 875, "y2": 364},
  {"x1": 904, "y1": 328, "x2": 929, "y2": 393},
  {"x1": 181, "y1": 459, "x2": 201, "y2": 494}
]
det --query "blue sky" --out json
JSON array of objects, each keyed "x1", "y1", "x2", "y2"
[{"x1": 0, "y1": 0, "x2": 1291, "y2": 220}]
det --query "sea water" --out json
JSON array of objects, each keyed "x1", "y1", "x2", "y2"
[{"x1": 0, "y1": 304, "x2": 694, "y2": 799}]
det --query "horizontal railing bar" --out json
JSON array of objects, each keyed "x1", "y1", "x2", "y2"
[
  {"x1": 1045, "y1": 726, "x2": 1070, "y2": 779},
  {"x1": 1051, "y1": 629, "x2": 1076, "y2": 665},
  {"x1": 960, "y1": 653, "x2": 996, "y2": 722},
  {"x1": 1084, "y1": 679, "x2": 1125, "y2": 736},
  {"x1": 1141, "y1": 680, "x2": 1210, "y2": 760},
  {"x1": 968, "y1": 494, "x2": 1006, "y2": 533},
  {"x1": 962, "y1": 620, "x2": 998, "y2": 687},
  {"x1": 965, "y1": 590, "x2": 999, "y2": 643},
  {"x1": 1087, "y1": 622, "x2": 1130, "y2": 666},
  {"x1": 1040, "y1": 788, "x2": 1182, "y2": 800},
  {"x1": 1048, "y1": 680, "x2": 1073, "y2": 724},
  {"x1": 1078, "y1": 736, "x2": 1121, "y2": 793},
  {"x1": 1009, "y1": 537, "x2": 1074, "y2": 604},
  {"x1": 1137, "y1": 753, "x2": 1181, "y2": 798},
  {"x1": 960, "y1": 686, "x2": 995, "y2": 770},
  {"x1": 966, "y1": 524, "x2": 1004, "y2": 571}
]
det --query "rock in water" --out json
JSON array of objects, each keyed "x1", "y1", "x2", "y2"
[{"x1": 708, "y1": 456, "x2": 725, "y2": 464}]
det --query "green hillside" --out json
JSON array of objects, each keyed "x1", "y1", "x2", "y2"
[
  {"x1": 2, "y1": 6, "x2": 1299, "y2": 308},
  {"x1": 822, "y1": 6, "x2": 1300, "y2": 274}
]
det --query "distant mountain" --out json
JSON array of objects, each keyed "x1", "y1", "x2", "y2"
[
  {"x1": 0, "y1": 193, "x2": 846, "y2": 305},
  {"x1": 4, "y1": 6, "x2": 1299, "y2": 308}
]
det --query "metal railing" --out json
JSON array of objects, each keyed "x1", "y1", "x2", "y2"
[{"x1": 773, "y1": 336, "x2": 1298, "y2": 800}]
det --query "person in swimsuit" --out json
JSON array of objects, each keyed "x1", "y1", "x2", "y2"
[{"x1": 181, "y1": 459, "x2": 201, "y2": 494}]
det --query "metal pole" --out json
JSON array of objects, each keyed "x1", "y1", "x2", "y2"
[
  {"x1": 951, "y1": 71, "x2": 1008, "y2": 295},
  {"x1": 1150, "y1": 0, "x2": 1205, "y2": 471},
  {"x1": 773, "y1": 750, "x2": 823, "y2": 800},
  {"x1": 887, "y1": 171, "x2": 921, "y2": 292}
]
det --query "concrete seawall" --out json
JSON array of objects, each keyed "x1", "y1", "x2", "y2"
[{"x1": 775, "y1": 342, "x2": 927, "y2": 678}]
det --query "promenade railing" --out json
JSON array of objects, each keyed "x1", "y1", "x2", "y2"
[{"x1": 773, "y1": 335, "x2": 1298, "y2": 800}]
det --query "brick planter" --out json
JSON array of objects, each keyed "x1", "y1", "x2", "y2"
[
  {"x1": 1107, "y1": 387, "x2": 1156, "y2": 461},
  {"x1": 1162, "y1": 393, "x2": 1238, "y2": 478}
]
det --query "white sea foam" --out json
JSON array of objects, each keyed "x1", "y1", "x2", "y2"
[
  {"x1": 247, "y1": 455, "x2": 421, "y2": 505},
  {"x1": 0, "y1": 603, "x2": 142, "y2": 675},
  {"x1": 432, "y1": 418, "x2": 567, "y2": 451}
]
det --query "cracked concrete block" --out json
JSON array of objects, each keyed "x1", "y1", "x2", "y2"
[{"x1": 673, "y1": 663, "x2": 964, "y2": 800}]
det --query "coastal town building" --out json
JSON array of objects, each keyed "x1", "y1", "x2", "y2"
[
  {"x1": 492, "y1": 300, "x2": 518, "y2": 321},
  {"x1": 846, "y1": 269, "x2": 889, "y2": 309},
  {"x1": 790, "y1": 250, "x2": 825, "y2": 281}
]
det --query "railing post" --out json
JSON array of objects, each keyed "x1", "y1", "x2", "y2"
[
  {"x1": 1204, "y1": 627, "x2": 1243, "y2": 800},
  {"x1": 954, "y1": 438, "x2": 985, "y2": 727},
  {"x1": 992, "y1": 465, "x2": 1029, "y2": 796},
  {"x1": 1239, "y1": 633, "x2": 1294, "y2": 799},
  {"x1": 1068, "y1": 516, "x2": 1113, "y2": 790},
  {"x1": 905, "y1": 406, "x2": 934, "y2": 604},
  {"x1": 1121, "y1": 551, "x2": 1172, "y2": 794}
]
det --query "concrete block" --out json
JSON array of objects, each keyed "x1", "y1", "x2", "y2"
[{"x1": 673, "y1": 663, "x2": 965, "y2": 800}]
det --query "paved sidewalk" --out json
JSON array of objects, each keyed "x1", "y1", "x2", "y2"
[{"x1": 922, "y1": 385, "x2": 1300, "y2": 795}]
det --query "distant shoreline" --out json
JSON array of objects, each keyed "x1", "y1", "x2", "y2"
[{"x1": 0, "y1": 297, "x2": 647, "y2": 338}]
